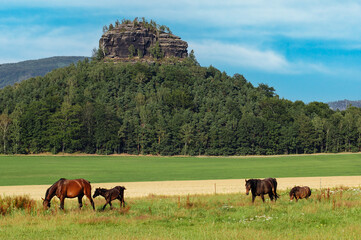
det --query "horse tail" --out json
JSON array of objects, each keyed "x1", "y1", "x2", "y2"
[{"x1": 272, "y1": 178, "x2": 279, "y2": 199}]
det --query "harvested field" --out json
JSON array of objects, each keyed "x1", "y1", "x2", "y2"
[{"x1": 1, "y1": 176, "x2": 360, "y2": 199}]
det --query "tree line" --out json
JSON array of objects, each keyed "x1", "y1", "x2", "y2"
[{"x1": 0, "y1": 57, "x2": 360, "y2": 155}]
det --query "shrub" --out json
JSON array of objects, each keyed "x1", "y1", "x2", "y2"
[
  {"x1": 128, "y1": 45, "x2": 136, "y2": 58},
  {"x1": 0, "y1": 195, "x2": 36, "y2": 215}
]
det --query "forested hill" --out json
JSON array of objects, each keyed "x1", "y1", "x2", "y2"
[
  {"x1": 0, "y1": 56, "x2": 86, "y2": 88},
  {"x1": 0, "y1": 58, "x2": 360, "y2": 155}
]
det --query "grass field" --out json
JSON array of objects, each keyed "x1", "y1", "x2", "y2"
[
  {"x1": 1, "y1": 188, "x2": 361, "y2": 240},
  {"x1": 0, "y1": 153, "x2": 361, "y2": 186}
]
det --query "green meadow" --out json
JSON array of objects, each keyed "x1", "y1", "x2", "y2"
[
  {"x1": 0, "y1": 153, "x2": 360, "y2": 186},
  {"x1": 1, "y1": 154, "x2": 361, "y2": 239},
  {"x1": 1, "y1": 188, "x2": 361, "y2": 240}
]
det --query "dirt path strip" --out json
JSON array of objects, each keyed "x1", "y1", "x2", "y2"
[{"x1": 1, "y1": 176, "x2": 361, "y2": 200}]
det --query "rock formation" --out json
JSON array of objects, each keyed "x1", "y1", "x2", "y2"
[{"x1": 99, "y1": 21, "x2": 188, "y2": 59}]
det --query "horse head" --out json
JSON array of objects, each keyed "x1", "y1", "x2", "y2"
[
  {"x1": 42, "y1": 188, "x2": 52, "y2": 209},
  {"x1": 43, "y1": 199, "x2": 50, "y2": 209},
  {"x1": 289, "y1": 186, "x2": 299, "y2": 201},
  {"x1": 289, "y1": 192, "x2": 294, "y2": 201},
  {"x1": 42, "y1": 197, "x2": 51, "y2": 209},
  {"x1": 93, "y1": 188, "x2": 102, "y2": 198},
  {"x1": 245, "y1": 179, "x2": 252, "y2": 195}
]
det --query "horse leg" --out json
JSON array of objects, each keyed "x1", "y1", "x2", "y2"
[
  {"x1": 274, "y1": 188, "x2": 278, "y2": 200},
  {"x1": 102, "y1": 196, "x2": 112, "y2": 210},
  {"x1": 269, "y1": 193, "x2": 274, "y2": 201},
  {"x1": 118, "y1": 196, "x2": 125, "y2": 208},
  {"x1": 59, "y1": 196, "x2": 65, "y2": 210},
  {"x1": 78, "y1": 195, "x2": 83, "y2": 209},
  {"x1": 102, "y1": 200, "x2": 110, "y2": 211},
  {"x1": 261, "y1": 194, "x2": 265, "y2": 202},
  {"x1": 121, "y1": 195, "x2": 125, "y2": 207},
  {"x1": 252, "y1": 195, "x2": 256, "y2": 203},
  {"x1": 85, "y1": 193, "x2": 95, "y2": 210},
  {"x1": 273, "y1": 180, "x2": 279, "y2": 200},
  {"x1": 109, "y1": 201, "x2": 113, "y2": 210},
  {"x1": 83, "y1": 184, "x2": 95, "y2": 211}
]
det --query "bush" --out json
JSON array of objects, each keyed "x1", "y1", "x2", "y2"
[
  {"x1": 0, "y1": 195, "x2": 36, "y2": 215},
  {"x1": 128, "y1": 45, "x2": 136, "y2": 58}
]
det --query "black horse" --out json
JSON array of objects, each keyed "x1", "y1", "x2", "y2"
[
  {"x1": 93, "y1": 186, "x2": 126, "y2": 210},
  {"x1": 245, "y1": 178, "x2": 279, "y2": 203}
]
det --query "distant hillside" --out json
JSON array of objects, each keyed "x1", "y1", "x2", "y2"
[
  {"x1": 0, "y1": 56, "x2": 87, "y2": 88},
  {"x1": 327, "y1": 100, "x2": 361, "y2": 111},
  {"x1": 1, "y1": 58, "x2": 360, "y2": 155}
]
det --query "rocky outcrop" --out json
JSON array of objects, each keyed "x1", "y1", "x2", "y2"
[{"x1": 99, "y1": 23, "x2": 188, "y2": 59}]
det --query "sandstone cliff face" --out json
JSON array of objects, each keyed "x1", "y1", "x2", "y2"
[{"x1": 99, "y1": 23, "x2": 188, "y2": 59}]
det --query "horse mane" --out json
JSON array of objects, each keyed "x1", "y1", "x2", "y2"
[
  {"x1": 45, "y1": 178, "x2": 67, "y2": 199},
  {"x1": 44, "y1": 187, "x2": 50, "y2": 199},
  {"x1": 96, "y1": 188, "x2": 107, "y2": 193},
  {"x1": 247, "y1": 179, "x2": 259, "y2": 183},
  {"x1": 289, "y1": 186, "x2": 300, "y2": 197},
  {"x1": 248, "y1": 179, "x2": 259, "y2": 186}
]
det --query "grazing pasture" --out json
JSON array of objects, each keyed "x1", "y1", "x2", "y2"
[
  {"x1": 0, "y1": 188, "x2": 361, "y2": 240},
  {"x1": 0, "y1": 153, "x2": 361, "y2": 186}
]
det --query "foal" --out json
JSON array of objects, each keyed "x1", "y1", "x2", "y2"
[
  {"x1": 93, "y1": 186, "x2": 126, "y2": 210},
  {"x1": 289, "y1": 186, "x2": 311, "y2": 201}
]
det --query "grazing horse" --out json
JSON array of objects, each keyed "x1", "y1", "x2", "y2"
[
  {"x1": 93, "y1": 186, "x2": 126, "y2": 210},
  {"x1": 245, "y1": 178, "x2": 279, "y2": 203},
  {"x1": 289, "y1": 186, "x2": 311, "y2": 201},
  {"x1": 42, "y1": 178, "x2": 95, "y2": 210}
]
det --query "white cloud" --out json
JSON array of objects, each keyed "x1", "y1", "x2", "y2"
[
  {"x1": 4, "y1": 0, "x2": 360, "y2": 40},
  {"x1": 189, "y1": 40, "x2": 333, "y2": 75},
  {"x1": 190, "y1": 41, "x2": 289, "y2": 73},
  {"x1": 1, "y1": 0, "x2": 360, "y2": 71},
  {"x1": 0, "y1": 26, "x2": 96, "y2": 63}
]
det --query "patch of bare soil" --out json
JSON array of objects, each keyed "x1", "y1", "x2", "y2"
[{"x1": 0, "y1": 176, "x2": 360, "y2": 200}]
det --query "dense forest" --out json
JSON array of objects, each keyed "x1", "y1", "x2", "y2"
[{"x1": 0, "y1": 56, "x2": 360, "y2": 155}]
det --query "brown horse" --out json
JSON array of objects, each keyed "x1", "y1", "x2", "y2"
[
  {"x1": 245, "y1": 178, "x2": 279, "y2": 203},
  {"x1": 289, "y1": 186, "x2": 311, "y2": 201},
  {"x1": 93, "y1": 186, "x2": 126, "y2": 210},
  {"x1": 42, "y1": 178, "x2": 95, "y2": 210}
]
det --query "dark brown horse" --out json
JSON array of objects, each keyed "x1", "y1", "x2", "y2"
[
  {"x1": 289, "y1": 186, "x2": 311, "y2": 201},
  {"x1": 42, "y1": 178, "x2": 95, "y2": 210},
  {"x1": 245, "y1": 178, "x2": 279, "y2": 203},
  {"x1": 93, "y1": 186, "x2": 126, "y2": 210}
]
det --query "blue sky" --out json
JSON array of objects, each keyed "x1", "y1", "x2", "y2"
[{"x1": 0, "y1": 0, "x2": 360, "y2": 103}]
